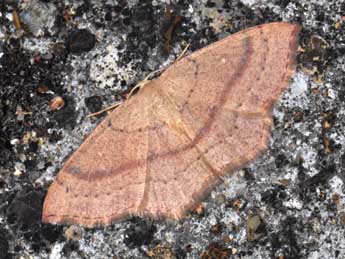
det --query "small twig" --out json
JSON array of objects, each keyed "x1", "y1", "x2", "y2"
[
  {"x1": 126, "y1": 68, "x2": 164, "y2": 98},
  {"x1": 87, "y1": 43, "x2": 190, "y2": 118},
  {"x1": 15, "y1": 111, "x2": 32, "y2": 116},
  {"x1": 176, "y1": 43, "x2": 190, "y2": 61},
  {"x1": 127, "y1": 44, "x2": 190, "y2": 98},
  {"x1": 12, "y1": 9, "x2": 21, "y2": 30},
  {"x1": 87, "y1": 102, "x2": 122, "y2": 118}
]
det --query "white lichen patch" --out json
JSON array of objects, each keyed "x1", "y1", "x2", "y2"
[
  {"x1": 329, "y1": 176, "x2": 345, "y2": 200},
  {"x1": 22, "y1": 37, "x2": 55, "y2": 55},
  {"x1": 283, "y1": 197, "x2": 303, "y2": 210},
  {"x1": 240, "y1": 0, "x2": 269, "y2": 8},
  {"x1": 19, "y1": 0, "x2": 57, "y2": 37},
  {"x1": 294, "y1": 143, "x2": 319, "y2": 177},
  {"x1": 90, "y1": 44, "x2": 136, "y2": 89},
  {"x1": 49, "y1": 243, "x2": 64, "y2": 259},
  {"x1": 220, "y1": 210, "x2": 242, "y2": 226},
  {"x1": 280, "y1": 72, "x2": 310, "y2": 109},
  {"x1": 222, "y1": 170, "x2": 248, "y2": 199}
]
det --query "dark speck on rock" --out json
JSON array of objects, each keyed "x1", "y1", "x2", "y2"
[
  {"x1": 301, "y1": 163, "x2": 336, "y2": 190},
  {"x1": 243, "y1": 168, "x2": 255, "y2": 182},
  {"x1": 51, "y1": 96, "x2": 77, "y2": 130},
  {"x1": 48, "y1": 130, "x2": 63, "y2": 143},
  {"x1": 24, "y1": 159, "x2": 37, "y2": 172},
  {"x1": 40, "y1": 224, "x2": 63, "y2": 243},
  {"x1": 273, "y1": 0, "x2": 291, "y2": 8},
  {"x1": 62, "y1": 241, "x2": 80, "y2": 257},
  {"x1": 75, "y1": 3, "x2": 90, "y2": 17},
  {"x1": 5, "y1": 188, "x2": 63, "y2": 252},
  {"x1": 261, "y1": 185, "x2": 287, "y2": 210},
  {"x1": 0, "y1": 138, "x2": 12, "y2": 168},
  {"x1": 174, "y1": 245, "x2": 187, "y2": 259},
  {"x1": 114, "y1": 4, "x2": 123, "y2": 13},
  {"x1": 341, "y1": 152, "x2": 345, "y2": 172},
  {"x1": 0, "y1": 228, "x2": 9, "y2": 259},
  {"x1": 104, "y1": 8, "x2": 112, "y2": 21},
  {"x1": 270, "y1": 217, "x2": 301, "y2": 258},
  {"x1": 6, "y1": 189, "x2": 45, "y2": 230},
  {"x1": 205, "y1": 1, "x2": 217, "y2": 8},
  {"x1": 275, "y1": 153, "x2": 289, "y2": 168},
  {"x1": 28, "y1": 140, "x2": 39, "y2": 153},
  {"x1": 66, "y1": 29, "x2": 96, "y2": 54},
  {"x1": 85, "y1": 96, "x2": 103, "y2": 113},
  {"x1": 120, "y1": 79, "x2": 127, "y2": 87},
  {"x1": 50, "y1": 43, "x2": 68, "y2": 61},
  {"x1": 124, "y1": 217, "x2": 157, "y2": 248}
]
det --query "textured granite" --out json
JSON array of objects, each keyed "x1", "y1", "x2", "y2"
[{"x1": 0, "y1": 0, "x2": 344, "y2": 258}]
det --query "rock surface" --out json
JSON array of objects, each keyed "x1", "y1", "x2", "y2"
[{"x1": 0, "y1": 0, "x2": 344, "y2": 258}]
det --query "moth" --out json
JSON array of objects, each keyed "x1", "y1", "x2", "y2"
[{"x1": 43, "y1": 22, "x2": 300, "y2": 228}]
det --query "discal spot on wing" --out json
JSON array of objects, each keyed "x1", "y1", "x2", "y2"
[{"x1": 42, "y1": 22, "x2": 300, "y2": 228}]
